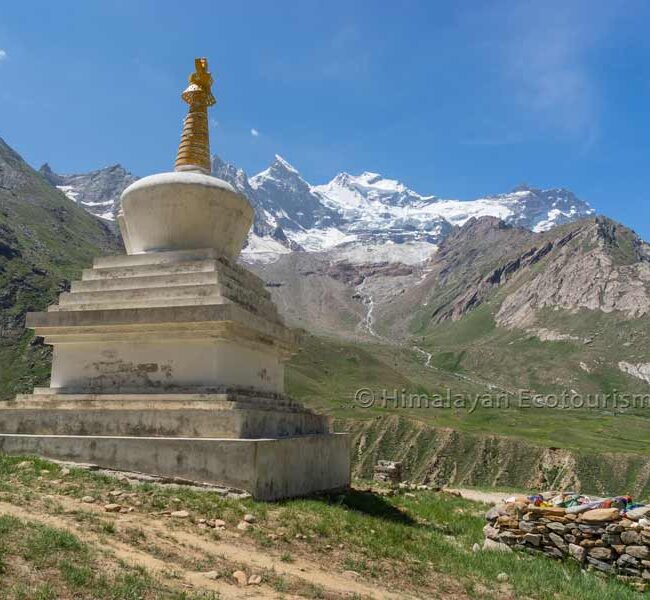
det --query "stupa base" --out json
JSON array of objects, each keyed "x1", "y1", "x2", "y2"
[{"x1": 0, "y1": 432, "x2": 350, "y2": 500}]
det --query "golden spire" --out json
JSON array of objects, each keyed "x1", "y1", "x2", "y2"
[{"x1": 175, "y1": 58, "x2": 216, "y2": 174}]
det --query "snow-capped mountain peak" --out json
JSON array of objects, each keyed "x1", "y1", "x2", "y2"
[
  {"x1": 250, "y1": 154, "x2": 302, "y2": 189},
  {"x1": 39, "y1": 163, "x2": 137, "y2": 221},
  {"x1": 316, "y1": 170, "x2": 437, "y2": 212},
  {"x1": 38, "y1": 154, "x2": 596, "y2": 264},
  {"x1": 272, "y1": 154, "x2": 299, "y2": 174}
]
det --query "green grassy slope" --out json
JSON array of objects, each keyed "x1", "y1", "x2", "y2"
[{"x1": 0, "y1": 454, "x2": 645, "y2": 599}]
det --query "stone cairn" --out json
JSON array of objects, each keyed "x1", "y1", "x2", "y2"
[
  {"x1": 484, "y1": 491, "x2": 650, "y2": 589},
  {"x1": 373, "y1": 460, "x2": 403, "y2": 485}
]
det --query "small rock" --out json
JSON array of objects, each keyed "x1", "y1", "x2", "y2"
[
  {"x1": 243, "y1": 513, "x2": 256, "y2": 523},
  {"x1": 104, "y1": 504, "x2": 121, "y2": 513},
  {"x1": 343, "y1": 570, "x2": 361, "y2": 578},
  {"x1": 626, "y1": 546, "x2": 650, "y2": 560},
  {"x1": 580, "y1": 508, "x2": 620, "y2": 523},
  {"x1": 472, "y1": 543, "x2": 481, "y2": 553},
  {"x1": 569, "y1": 543, "x2": 585, "y2": 562},
  {"x1": 60, "y1": 467, "x2": 71, "y2": 476},
  {"x1": 589, "y1": 547, "x2": 612, "y2": 561},
  {"x1": 549, "y1": 532, "x2": 567, "y2": 551},
  {"x1": 232, "y1": 570, "x2": 248, "y2": 586},
  {"x1": 621, "y1": 530, "x2": 641, "y2": 545},
  {"x1": 618, "y1": 553, "x2": 640, "y2": 568},
  {"x1": 248, "y1": 574, "x2": 262, "y2": 585},
  {"x1": 213, "y1": 519, "x2": 226, "y2": 528},
  {"x1": 81, "y1": 496, "x2": 95, "y2": 504},
  {"x1": 496, "y1": 572, "x2": 509, "y2": 583},
  {"x1": 482, "y1": 539, "x2": 512, "y2": 552},
  {"x1": 626, "y1": 506, "x2": 650, "y2": 521},
  {"x1": 587, "y1": 557, "x2": 614, "y2": 572},
  {"x1": 171, "y1": 510, "x2": 190, "y2": 519},
  {"x1": 237, "y1": 521, "x2": 252, "y2": 531},
  {"x1": 204, "y1": 571, "x2": 220, "y2": 580},
  {"x1": 483, "y1": 524, "x2": 500, "y2": 540},
  {"x1": 108, "y1": 490, "x2": 123, "y2": 498},
  {"x1": 544, "y1": 546, "x2": 564, "y2": 559},
  {"x1": 17, "y1": 461, "x2": 31, "y2": 470}
]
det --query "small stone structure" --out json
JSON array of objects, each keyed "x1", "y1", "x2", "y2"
[
  {"x1": 373, "y1": 460, "x2": 403, "y2": 485},
  {"x1": 485, "y1": 493, "x2": 650, "y2": 588},
  {"x1": 0, "y1": 58, "x2": 350, "y2": 500}
]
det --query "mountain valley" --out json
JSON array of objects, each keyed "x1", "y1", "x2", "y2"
[{"x1": 2, "y1": 136, "x2": 650, "y2": 493}]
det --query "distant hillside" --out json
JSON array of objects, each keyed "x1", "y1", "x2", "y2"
[{"x1": 0, "y1": 138, "x2": 121, "y2": 398}]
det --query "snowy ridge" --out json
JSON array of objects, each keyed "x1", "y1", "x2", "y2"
[{"x1": 39, "y1": 156, "x2": 595, "y2": 264}]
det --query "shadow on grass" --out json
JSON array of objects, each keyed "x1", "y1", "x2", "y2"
[{"x1": 315, "y1": 489, "x2": 416, "y2": 525}]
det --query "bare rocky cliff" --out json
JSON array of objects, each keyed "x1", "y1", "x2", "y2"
[{"x1": 496, "y1": 218, "x2": 650, "y2": 328}]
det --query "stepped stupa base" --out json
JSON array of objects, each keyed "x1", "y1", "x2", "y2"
[
  {"x1": 1, "y1": 246, "x2": 352, "y2": 499},
  {"x1": 0, "y1": 432, "x2": 350, "y2": 500}
]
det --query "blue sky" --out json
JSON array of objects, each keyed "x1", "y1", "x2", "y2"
[{"x1": 1, "y1": 1, "x2": 650, "y2": 238}]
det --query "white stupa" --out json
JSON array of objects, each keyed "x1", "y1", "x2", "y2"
[{"x1": 0, "y1": 58, "x2": 350, "y2": 500}]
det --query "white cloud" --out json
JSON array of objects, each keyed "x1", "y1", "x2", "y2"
[
  {"x1": 0, "y1": 49, "x2": 6, "y2": 61},
  {"x1": 250, "y1": 128, "x2": 259, "y2": 137}
]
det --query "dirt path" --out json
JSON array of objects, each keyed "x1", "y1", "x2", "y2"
[
  {"x1": 443, "y1": 488, "x2": 510, "y2": 505},
  {"x1": 0, "y1": 499, "x2": 417, "y2": 600}
]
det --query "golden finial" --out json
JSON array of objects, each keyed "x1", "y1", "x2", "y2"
[{"x1": 175, "y1": 58, "x2": 216, "y2": 174}]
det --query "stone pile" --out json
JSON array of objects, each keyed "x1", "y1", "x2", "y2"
[
  {"x1": 373, "y1": 460, "x2": 403, "y2": 484},
  {"x1": 484, "y1": 491, "x2": 650, "y2": 587}
]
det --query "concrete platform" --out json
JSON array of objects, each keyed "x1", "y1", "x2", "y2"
[{"x1": 0, "y1": 432, "x2": 351, "y2": 501}]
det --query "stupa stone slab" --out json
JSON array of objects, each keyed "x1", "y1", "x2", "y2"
[{"x1": 0, "y1": 392, "x2": 329, "y2": 438}]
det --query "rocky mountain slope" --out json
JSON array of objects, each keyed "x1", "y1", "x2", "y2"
[
  {"x1": 0, "y1": 139, "x2": 121, "y2": 398},
  {"x1": 39, "y1": 163, "x2": 137, "y2": 222},
  {"x1": 260, "y1": 214, "x2": 650, "y2": 405},
  {"x1": 41, "y1": 154, "x2": 595, "y2": 262}
]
